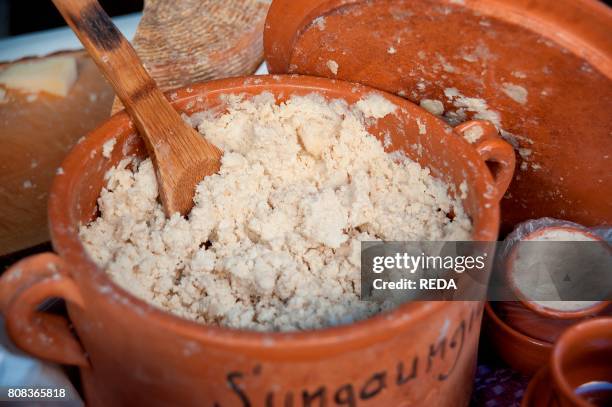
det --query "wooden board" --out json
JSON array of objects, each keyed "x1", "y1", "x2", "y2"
[{"x1": 0, "y1": 51, "x2": 114, "y2": 256}]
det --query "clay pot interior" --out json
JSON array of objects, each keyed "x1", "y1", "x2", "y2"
[{"x1": 551, "y1": 318, "x2": 612, "y2": 407}]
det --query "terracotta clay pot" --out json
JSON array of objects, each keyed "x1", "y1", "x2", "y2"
[
  {"x1": 550, "y1": 318, "x2": 612, "y2": 407},
  {"x1": 0, "y1": 76, "x2": 515, "y2": 406},
  {"x1": 522, "y1": 318, "x2": 612, "y2": 407},
  {"x1": 484, "y1": 302, "x2": 552, "y2": 375}
]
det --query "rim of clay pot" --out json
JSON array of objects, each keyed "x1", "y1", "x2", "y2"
[
  {"x1": 550, "y1": 317, "x2": 612, "y2": 407},
  {"x1": 504, "y1": 226, "x2": 611, "y2": 320},
  {"x1": 264, "y1": 0, "x2": 612, "y2": 78},
  {"x1": 485, "y1": 302, "x2": 552, "y2": 350},
  {"x1": 522, "y1": 366, "x2": 555, "y2": 407},
  {"x1": 49, "y1": 75, "x2": 502, "y2": 352},
  {"x1": 494, "y1": 301, "x2": 583, "y2": 344}
]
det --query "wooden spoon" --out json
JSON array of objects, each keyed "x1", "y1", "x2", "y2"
[{"x1": 52, "y1": 0, "x2": 223, "y2": 217}]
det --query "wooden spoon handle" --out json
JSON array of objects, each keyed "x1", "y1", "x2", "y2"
[{"x1": 51, "y1": 0, "x2": 187, "y2": 152}]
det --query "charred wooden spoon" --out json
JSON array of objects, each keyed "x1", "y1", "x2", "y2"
[{"x1": 52, "y1": 0, "x2": 222, "y2": 217}]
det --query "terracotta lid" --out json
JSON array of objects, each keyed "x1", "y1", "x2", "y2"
[{"x1": 264, "y1": 0, "x2": 612, "y2": 233}]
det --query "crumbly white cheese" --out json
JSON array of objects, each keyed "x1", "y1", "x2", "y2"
[
  {"x1": 502, "y1": 83, "x2": 528, "y2": 105},
  {"x1": 102, "y1": 138, "x2": 116, "y2": 159},
  {"x1": 313, "y1": 16, "x2": 326, "y2": 31},
  {"x1": 462, "y1": 125, "x2": 483, "y2": 143},
  {"x1": 80, "y1": 93, "x2": 471, "y2": 331},
  {"x1": 355, "y1": 93, "x2": 396, "y2": 119},
  {"x1": 326, "y1": 60, "x2": 339, "y2": 75},
  {"x1": 443, "y1": 87, "x2": 502, "y2": 129},
  {"x1": 416, "y1": 118, "x2": 427, "y2": 135},
  {"x1": 419, "y1": 99, "x2": 444, "y2": 116}
]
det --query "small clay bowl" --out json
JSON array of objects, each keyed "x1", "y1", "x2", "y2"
[
  {"x1": 550, "y1": 318, "x2": 612, "y2": 407},
  {"x1": 505, "y1": 226, "x2": 611, "y2": 320},
  {"x1": 484, "y1": 302, "x2": 552, "y2": 375}
]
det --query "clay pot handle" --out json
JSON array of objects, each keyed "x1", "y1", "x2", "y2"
[
  {"x1": 0, "y1": 253, "x2": 89, "y2": 367},
  {"x1": 454, "y1": 120, "x2": 516, "y2": 202}
]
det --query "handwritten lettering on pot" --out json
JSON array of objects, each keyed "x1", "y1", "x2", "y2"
[{"x1": 215, "y1": 303, "x2": 482, "y2": 406}]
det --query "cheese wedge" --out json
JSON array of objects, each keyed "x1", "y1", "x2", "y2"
[{"x1": 0, "y1": 56, "x2": 77, "y2": 97}]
